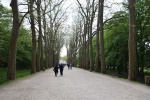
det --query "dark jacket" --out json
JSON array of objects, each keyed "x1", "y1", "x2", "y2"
[
  {"x1": 53, "y1": 65, "x2": 59, "y2": 73},
  {"x1": 59, "y1": 63, "x2": 64, "y2": 71}
]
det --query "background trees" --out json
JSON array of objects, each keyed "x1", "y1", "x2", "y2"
[
  {"x1": 67, "y1": 0, "x2": 150, "y2": 82},
  {"x1": 136, "y1": 0, "x2": 150, "y2": 80},
  {"x1": 7, "y1": 0, "x2": 20, "y2": 80},
  {"x1": 0, "y1": 5, "x2": 12, "y2": 68},
  {"x1": 67, "y1": 14, "x2": 81, "y2": 66},
  {"x1": 0, "y1": 0, "x2": 67, "y2": 80},
  {"x1": 104, "y1": 11, "x2": 129, "y2": 75},
  {"x1": 29, "y1": 0, "x2": 36, "y2": 73}
]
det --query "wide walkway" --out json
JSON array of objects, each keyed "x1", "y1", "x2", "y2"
[{"x1": 0, "y1": 67, "x2": 150, "y2": 100}]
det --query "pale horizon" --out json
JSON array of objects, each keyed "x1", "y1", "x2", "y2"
[{"x1": 60, "y1": 46, "x2": 67, "y2": 57}]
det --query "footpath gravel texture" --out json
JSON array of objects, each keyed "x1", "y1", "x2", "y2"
[{"x1": 0, "y1": 67, "x2": 150, "y2": 100}]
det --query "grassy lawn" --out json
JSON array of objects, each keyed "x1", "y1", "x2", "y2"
[
  {"x1": 16, "y1": 69, "x2": 31, "y2": 78},
  {"x1": 0, "y1": 68, "x2": 8, "y2": 85},
  {"x1": 0, "y1": 68, "x2": 30, "y2": 85}
]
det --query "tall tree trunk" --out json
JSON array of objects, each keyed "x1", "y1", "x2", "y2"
[
  {"x1": 7, "y1": 0, "x2": 20, "y2": 80},
  {"x1": 37, "y1": 0, "x2": 42, "y2": 71},
  {"x1": 89, "y1": 23, "x2": 93, "y2": 71},
  {"x1": 48, "y1": 39, "x2": 51, "y2": 68},
  {"x1": 100, "y1": 0, "x2": 106, "y2": 74},
  {"x1": 95, "y1": 0, "x2": 100, "y2": 72},
  {"x1": 79, "y1": 47, "x2": 82, "y2": 68},
  {"x1": 49, "y1": 43, "x2": 53, "y2": 68},
  {"x1": 138, "y1": 26, "x2": 145, "y2": 80},
  {"x1": 86, "y1": 19, "x2": 90, "y2": 70},
  {"x1": 139, "y1": 39, "x2": 145, "y2": 79},
  {"x1": 83, "y1": 23, "x2": 86, "y2": 69},
  {"x1": 41, "y1": 41, "x2": 44, "y2": 70},
  {"x1": 30, "y1": 0, "x2": 36, "y2": 73},
  {"x1": 89, "y1": 0, "x2": 96, "y2": 71},
  {"x1": 52, "y1": 47, "x2": 54, "y2": 67},
  {"x1": 128, "y1": 0, "x2": 137, "y2": 81},
  {"x1": 84, "y1": 22, "x2": 87, "y2": 69},
  {"x1": 79, "y1": 33, "x2": 82, "y2": 68},
  {"x1": 43, "y1": 14, "x2": 48, "y2": 69},
  {"x1": 82, "y1": 43, "x2": 84, "y2": 68}
]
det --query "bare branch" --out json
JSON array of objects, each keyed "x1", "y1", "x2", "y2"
[
  {"x1": 104, "y1": 15, "x2": 125, "y2": 24},
  {"x1": 76, "y1": 0, "x2": 87, "y2": 17},
  {"x1": 20, "y1": 12, "x2": 28, "y2": 13},
  {"x1": 19, "y1": 11, "x2": 29, "y2": 27},
  {"x1": 18, "y1": 3, "x2": 28, "y2": 6},
  {"x1": 44, "y1": 0, "x2": 65, "y2": 15}
]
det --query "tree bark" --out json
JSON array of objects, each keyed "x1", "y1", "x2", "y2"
[
  {"x1": 41, "y1": 41, "x2": 44, "y2": 70},
  {"x1": 7, "y1": 0, "x2": 20, "y2": 80},
  {"x1": 30, "y1": 0, "x2": 36, "y2": 73},
  {"x1": 89, "y1": 0, "x2": 96, "y2": 71},
  {"x1": 83, "y1": 21, "x2": 87, "y2": 69},
  {"x1": 89, "y1": 23, "x2": 93, "y2": 71},
  {"x1": 100, "y1": 0, "x2": 106, "y2": 74},
  {"x1": 43, "y1": 13, "x2": 48, "y2": 69},
  {"x1": 95, "y1": 0, "x2": 100, "y2": 72},
  {"x1": 37, "y1": 0, "x2": 42, "y2": 71},
  {"x1": 86, "y1": 19, "x2": 90, "y2": 70},
  {"x1": 128, "y1": 0, "x2": 137, "y2": 81}
]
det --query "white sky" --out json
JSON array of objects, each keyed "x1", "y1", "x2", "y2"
[
  {"x1": 60, "y1": 45, "x2": 67, "y2": 57},
  {"x1": 1, "y1": 0, "x2": 124, "y2": 57},
  {"x1": 1, "y1": 0, "x2": 11, "y2": 8}
]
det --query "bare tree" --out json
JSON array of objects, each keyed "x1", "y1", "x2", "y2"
[
  {"x1": 41, "y1": 0, "x2": 51, "y2": 69},
  {"x1": 89, "y1": 0, "x2": 97, "y2": 71},
  {"x1": 36, "y1": 0, "x2": 42, "y2": 71},
  {"x1": 29, "y1": 0, "x2": 36, "y2": 73},
  {"x1": 67, "y1": 17, "x2": 81, "y2": 66},
  {"x1": 95, "y1": 0, "x2": 100, "y2": 72},
  {"x1": 7, "y1": 0, "x2": 29, "y2": 79},
  {"x1": 44, "y1": 0, "x2": 67, "y2": 67},
  {"x1": 7, "y1": 0, "x2": 20, "y2": 80},
  {"x1": 76, "y1": 0, "x2": 97, "y2": 71},
  {"x1": 76, "y1": 0, "x2": 88, "y2": 69}
]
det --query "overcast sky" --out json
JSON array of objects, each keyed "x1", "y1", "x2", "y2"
[{"x1": 1, "y1": 0, "x2": 124, "y2": 10}]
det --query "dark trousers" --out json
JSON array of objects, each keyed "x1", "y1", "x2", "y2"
[
  {"x1": 55, "y1": 72, "x2": 58, "y2": 76},
  {"x1": 54, "y1": 71, "x2": 58, "y2": 76},
  {"x1": 60, "y1": 70, "x2": 63, "y2": 76}
]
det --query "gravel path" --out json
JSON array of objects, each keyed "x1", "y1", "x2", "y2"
[{"x1": 0, "y1": 67, "x2": 150, "y2": 100}]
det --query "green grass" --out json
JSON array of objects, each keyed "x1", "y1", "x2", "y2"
[
  {"x1": 16, "y1": 69, "x2": 30, "y2": 78},
  {"x1": 0, "y1": 68, "x2": 30, "y2": 85},
  {"x1": 0, "y1": 68, "x2": 8, "y2": 85}
]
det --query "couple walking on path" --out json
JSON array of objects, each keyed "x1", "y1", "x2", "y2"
[{"x1": 53, "y1": 63, "x2": 64, "y2": 76}]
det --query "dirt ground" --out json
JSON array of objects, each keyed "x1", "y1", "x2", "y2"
[{"x1": 0, "y1": 66, "x2": 150, "y2": 100}]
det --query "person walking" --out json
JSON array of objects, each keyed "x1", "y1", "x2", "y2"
[
  {"x1": 59, "y1": 63, "x2": 64, "y2": 76},
  {"x1": 67, "y1": 63, "x2": 70, "y2": 70},
  {"x1": 53, "y1": 64, "x2": 59, "y2": 77}
]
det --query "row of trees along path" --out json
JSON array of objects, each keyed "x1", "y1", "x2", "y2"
[
  {"x1": 6, "y1": 0, "x2": 149, "y2": 86},
  {"x1": 4, "y1": 0, "x2": 149, "y2": 87},
  {"x1": 7, "y1": 0, "x2": 139, "y2": 82},
  {"x1": 0, "y1": 67, "x2": 150, "y2": 100}
]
